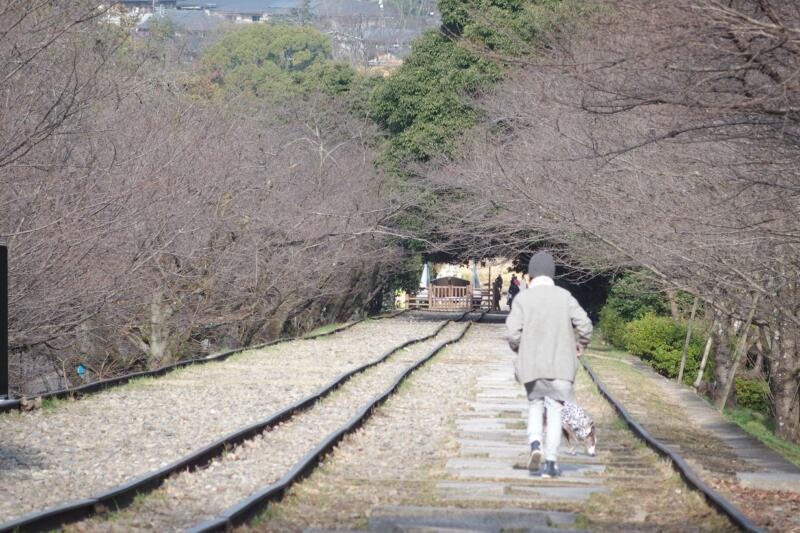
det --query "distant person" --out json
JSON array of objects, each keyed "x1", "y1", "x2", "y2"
[
  {"x1": 519, "y1": 275, "x2": 528, "y2": 290},
  {"x1": 505, "y1": 252, "x2": 593, "y2": 478},
  {"x1": 492, "y1": 275, "x2": 502, "y2": 311},
  {"x1": 507, "y1": 274, "x2": 520, "y2": 309}
]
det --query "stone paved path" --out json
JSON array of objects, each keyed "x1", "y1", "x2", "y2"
[{"x1": 438, "y1": 351, "x2": 608, "y2": 513}]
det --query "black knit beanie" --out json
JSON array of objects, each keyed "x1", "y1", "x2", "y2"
[{"x1": 528, "y1": 251, "x2": 555, "y2": 279}]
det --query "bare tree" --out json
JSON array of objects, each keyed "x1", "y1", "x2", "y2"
[
  {"x1": 1, "y1": 4, "x2": 410, "y2": 395},
  {"x1": 420, "y1": 0, "x2": 800, "y2": 442}
]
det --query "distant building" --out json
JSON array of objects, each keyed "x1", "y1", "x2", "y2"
[
  {"x1": 137, "y1": 8, "x2": 225, "y2": 36},
  {"x1": 124, "y1": 0, "x2": 440, "y2": 70},
  {"x1": 176, "y1": 0, "x2": 303, "y2": 22},
  {"x1": 117, "y1": 0, "x2": 178, "y2": 11}
]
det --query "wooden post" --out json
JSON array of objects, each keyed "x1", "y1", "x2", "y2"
[
  {"x1": 0, "y1": 244, "x2": 7, "y2": 399},
  {"x1": 677, "y1": 295, "x2": 699, "y2": 383},
  {"x1": 716, "y1": 296, "x2": 760, "y2": 412}
]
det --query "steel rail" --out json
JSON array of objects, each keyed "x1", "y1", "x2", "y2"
[
  {"x1": 0, "y1": 310, "x2": 408, "y2": 414},
  {"x1": 188, "y1": 311, "x2": 485, "y2": 533},
  {"x1": 0, "y1": 310, "x2": 449, "y2": 533},
  {"x1": 581, "y1": 357, "x2": 764, "y2": 533}
]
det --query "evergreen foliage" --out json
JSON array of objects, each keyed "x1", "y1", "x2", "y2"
[
  {"x1": 440, "y1": 0, "x2": 585, "y2": 53},
  {"x1": 372, "y1": 0, "x2": 591, "y2": 167},
  {"x1": 598, "y1": 306, "x2": 627, "y2": 348},
  {"x1": 196, "y1": 24, "x2": 356, "y2": 98},
  {"x1": 624, "y1": 313, "x2": 705, "y2": 384},
  {"x1": 603, "y1": 273, "x2": 670, "y2": 322},
  {"x1": 370, "y1": 30, "x2": 501, "y2": 164},
  {"x1": 735, "y1": 379, "x2": 771, "y2": 414},
  {"x1": 598, "y1": 272, "x2": 669, "y2": 348}
]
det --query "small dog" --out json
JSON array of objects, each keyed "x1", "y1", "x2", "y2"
[{"x1": 560, "y1": 401, "x2": 597, "y2": 456}]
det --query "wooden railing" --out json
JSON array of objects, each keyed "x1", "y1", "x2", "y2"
[
  {"x1": 406, "y1": 286, "x2": 491, "y2": 311},
  {"x1": 429, "y1": 285, "x2": 471, "y2": 310}
]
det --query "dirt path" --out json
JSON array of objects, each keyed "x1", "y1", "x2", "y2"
[{"x1": 587, "y1": 347, "x2": 800, "y2": 533}]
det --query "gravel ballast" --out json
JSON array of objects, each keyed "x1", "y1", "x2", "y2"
[
  {"x1": 0, "y1": 316, "x2": 443, "y2": 523},
  {"x1": 66, "y1": 321, "x2": 470, "y2": 532}
]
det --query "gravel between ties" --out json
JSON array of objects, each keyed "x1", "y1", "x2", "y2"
[
  {"x1": 0, "y1": 316, "x2": 443, "y2": 523},
  {"x1": 68, "y1": 321, "x2": 470, "y2": 533}
]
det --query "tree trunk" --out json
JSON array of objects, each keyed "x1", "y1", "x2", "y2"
[
  {"x1": 678, "y1": 295, "x2": 699, "y2": 383},
  {"x1": 665, "y1": 287, "x2": 680, "y2": 320},
  {"x1": 693, "y1": 315, "x2": 717, "y2": 390},
  {"x1": 744, "y1": 329, "x2": 766, "y2": 379},
  {"x1": 771, "y1": 320, "x2": 800, "y2": 444},
  {"x1": 716, "y1": 297, "x2": 759, "y2": 412},
  {"x1": 711, "y1": 317, "x2": 736, "y2": 409},
  {"x1": 148, "y1": 289, "x2": 173, "y2": 368},
  {"x1": 265, "y1": 306, "x2": 291, "y2": 339}
]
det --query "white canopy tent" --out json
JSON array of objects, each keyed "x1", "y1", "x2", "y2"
[
  {"x1": 419, "y1": 262, "x2": 430, "y2": 291},
  {"x1": 471, "y1": 260, "x2": 481, "y2": 289}
]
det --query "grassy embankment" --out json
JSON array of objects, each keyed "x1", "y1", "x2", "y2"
[{"x1": 591, "y1": 336, "x2": 800, "y2": 468}]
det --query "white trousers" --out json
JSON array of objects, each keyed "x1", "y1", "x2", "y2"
[{"x1": 527, "y1": 396, "x2": 563, "y2": 462}]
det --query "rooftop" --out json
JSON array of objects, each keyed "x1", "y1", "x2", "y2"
[
  {"x1": 175, "y1": 0, "x2": 303, "y2": 14},
  {"x1": 138, "y1": 8, "x2": 225, "y2": 32}
]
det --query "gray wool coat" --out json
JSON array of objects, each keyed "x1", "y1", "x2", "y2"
[{"x1": 505, "y1": 282, "x2": 593, "y2": 385}]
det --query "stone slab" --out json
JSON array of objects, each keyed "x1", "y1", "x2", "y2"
[
  {"x1": 457, "y1": 420, "x2": 518, "y2": 431},
  {"x1": 461, "y1": 445, "x2": 524, "y2": 459},
  {"x1": 446, "y1": 463, "x2": 604, "y2": 482},
  {"x1": 303, "y1": 527, "x2": 364, "y2": 533},
  {"x1": 449, "y1": 456, "x2": 604, "y2": 471},
  {"x1": 438, "y1": 481, "x2": 608, "y2": 503},
  {"x1": 459, "y1": 430, "x2": 528, "y2": 441},
  {"x1": 459, "y1": 438, "x2": 526, "y2": 449},
  {"x1": 736, "y1": 472, "x2": 800, "y2": 493},
  {"x1": 504, "y1": 484, "x2": 609, "y2": 501},
  {"x1": 367, "y1": 505, "x2": 579, "y2": 532},
  {"x1": 467, "y1": 403, "x2": 528, "y2": 413}
]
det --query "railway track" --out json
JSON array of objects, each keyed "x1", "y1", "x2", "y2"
[
  {"x1": 0, "y1": 311, "x2": 408, "y2": 415},
  {"x1": 580, "y1": 358, "x2": 763, "y2": 533},
  {"x1": 0, "y1": 313, "x2": 476, "y2": 532},
  {"x1": 187, "y1": 321, "x2": 757, "y2": 533},
  {"x1": 2, "y1": 314, "x2": 763, "y2": 532}
]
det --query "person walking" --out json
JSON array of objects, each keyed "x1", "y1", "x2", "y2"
[
  {"x1": 505, "y1": 252, "x2": 593, "y2": 478},
  {"x1": 507, "y1": 274, "x2": 520, "y2": 309},
  {"x1": 492, "y1": 275, "x2": 503, "y2": 311}
]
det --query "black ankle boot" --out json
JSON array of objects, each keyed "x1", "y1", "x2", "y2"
[{"x1": 541, "y1": 460, "x2": 560, "y2": 478}]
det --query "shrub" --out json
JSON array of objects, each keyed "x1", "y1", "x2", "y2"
[
  {"x1": 735, "y1": 378, "x2": 770, "y2": 413},
  {"x1": 598, "y1": 306, "x2": 627, "y2": 348},
  {"x1": 624, "y1": 313, "x2": 703, "y2": 383},
  {"x1": 604, "y1": 272, "x2": 669, "y2": 322}
]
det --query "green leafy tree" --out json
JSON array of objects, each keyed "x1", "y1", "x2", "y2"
[
  {"x1": 370, "y1": 1, "x2": 592, "y2": 168},
  {"x1": 439, "y1": 0, "x2": 591, "y2": 54},
  {"x1": 603, "y1": 272, "x2": 670, "y2": 322},
  {"x1": 370, "y1": 30, "x2": 501, "y2": 165},
  {"x1": 198, "y1": 24, "x2": 351, "y2": 98}
]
